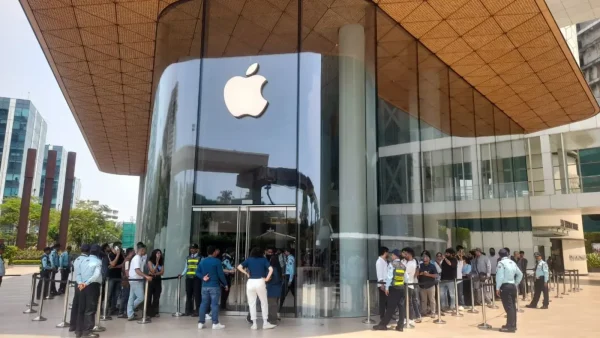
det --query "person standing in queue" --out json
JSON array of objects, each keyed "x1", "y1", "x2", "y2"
[
  {"x1": 418, "y1": 251, "x2": 438, "y2": 316},
  {"x1": 147, "y1": 249, "x2": 165, "y2": 318},
  {"x1": 74, "y1": 244, "x2": 103, "y2": 338},
  {"x1": 220, "y1": 248, "x2": 235, "y2": 311},
  {"x1": 373, "y1": 249, "x2": 406, "y2": 331},
  {"x1": 376, "y1": 247, "x2": 389, "y2": 320},
  {"x1": 37, "y1": 247, "x2": 53, "y2": 300},
  {"x1": 58, "y1": 245, "x2": 72, "y2": 294},
  {"x1": 517, "y1": 251, "x2": 528, "y2": 299},
  {"x1": 197, "y1": 246, "x2": 228, "y2": 330},
  {"x1": 117, "y1": 248, "x2": 135, "y2": 318},
  {"x1": 495, "y1": 248, "x2": 523, "y2": 333},
  {"x1": 49, "y1": 243, "x2": 61, "y2": 296},
  {"x1": 237, "y1": 247, "x2": 276, "y2": 330},
  {"x1": 279, "y1": 248, "x2": 295, "y2": 312},
  {"x1": 180, "y1": 244, "x2": 201, "y2": 316},
  {"x1": 106, "y1": 243, "x2": 123, "y2": 315},
  {"x1": 527, "y1": 252, "x2": 549, "y2": 310},
  {"x1": 69, "y1": 245, "x2": 90, "y2": 334},
  {"x1": 127, "y1": 244, "x2": 153, "y2": 321}
]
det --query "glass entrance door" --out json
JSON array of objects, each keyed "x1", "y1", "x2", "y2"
[{"x1": 192, "y1": 206, "x2": 297, "y2": 317}]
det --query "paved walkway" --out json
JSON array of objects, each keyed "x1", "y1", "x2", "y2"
[{"x1": 1, "y1": 266, "x2": 599, "y2": 337}]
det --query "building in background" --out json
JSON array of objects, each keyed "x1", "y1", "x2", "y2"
[
  {"x1": 38, "y1": 145, "x2": 67, "y2": 209},
  {"x1": 81, "y1": 200, "x2": 119, "y2": 221},
  {"x1": 578, "y1": 20, "x2": 600, "y2": 103},
  {"x1": 0, "y1": 97, "x2": 47, "y2": 203},
  {"x1": 71, "y1": 177, "x2": 81, "y2": 208},
  {"x1": 121, "y1": 222, "x2": 135, "y2": 249}
]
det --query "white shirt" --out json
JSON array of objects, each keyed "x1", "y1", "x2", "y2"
[
  {"x1": 490, "y1": 255, "x2": 499, "y2": 274},
  {"x1": 402, "y1": 259, "x2": 417, "y2": 289},
  {"x1": 129, "y1": 254, "x2": 143, "y2": 279},
  {"x1": 457, "y1": 259, "x2": 464, "y2": 283},
  {"x1": 376, "y1": 257, "x2": 388, "y2": 284}
]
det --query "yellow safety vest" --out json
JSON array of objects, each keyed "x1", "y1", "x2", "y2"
[
  {"x1": 186, "y1": 256, "x2": 199, "y2": 276},
  {"x1": 392, "y1": 262, "x2": 406, "y2": 287}
]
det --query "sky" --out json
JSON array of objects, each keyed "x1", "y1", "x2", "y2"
[{"x1": 0, "y1": 1, "x2": 139, "y2": 221}]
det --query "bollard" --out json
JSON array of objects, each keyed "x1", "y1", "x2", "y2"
[
  {"x1": 24, "y1": 274, "x2": 39, "y2": 314},
  {"x1": 138, "y1": 279, "x2": 152, "y2": 324},
  {"x1": 362, "y1": 280, "x2": 375, "y2": 324},
  {"x1": 32, "y1": 278, "x2": 47, "y2": 322},
  {"x1": 100, "y1": 279, "x2": 112, "y2": 321},
  {"x1": 44, "y1": 274, "x2": 54, "y2": 300},
  {"x1": 92, "y1": 287, "x2": 106, "y2": 332},
  {"x1": 172, "y1": 276, "x2": 183, "y2": 317},
  {"x1": 468, "y1": 278, "x2": 478, "y2": 314},
  {"x1": 56, "y1": 281, "x2": 71, "y2": 328},
  {"x1": 489, "y1": 279, "x2": 498, "y2": 309},
  {"x1": 568, "y1": 270, "x2": 573, "y2": 292},
  {"x1": 433, "y1": 282, "x2": 446, "y2": 324},
  {"x1": 576, "y1": 269, "x2": 582, "y2": 291},
  {"x1": 477, "y1": 283, "x2": 492, "y2": 330},
  {"x1": 516, "y1": 283, "x2": 524, "y2": 313},
  {"x1": 453, "y1": 279, "x2": 463, "y2": 317},
  {"x1": 555, "y1": 273, "x2": 561, "y2": 298},
  {"x1": 404, "y1": 284, "x2": 412, "y2": 328},
  {"x1": 562, "y1": 271, "x2": 568, "y2": 295}
]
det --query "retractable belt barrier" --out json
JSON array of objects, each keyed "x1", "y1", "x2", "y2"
[
  {"x1": 361, "y1": 280, "x2": 377, "y2": 324},
  {"x1": 477, "y1": 282, "x2": 494, "y2": 330}
]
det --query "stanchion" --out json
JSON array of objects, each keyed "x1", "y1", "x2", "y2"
[
  {"x1": 433, "y1": 282, "x2": 445, "y2": 324},
  {"x1": 92, "y1": 287, "x2": 106, "y2": 332},
  {"x1": 44, "y1": 273, "x2": 54, "y2": 300},
  {"x1": 467, "y1": 278, "x2": 478, "y2": 314},
  {"x1": 488, "y1": 279, "x2": 498, "y2": 309},
  {"x1": 477, "y1": 283, "x2": 492, "y2": 330},
  {"x1": 56, "y1": 281, "x2": 72, "y2": 328},
  {"x1": 362, "y1": 280, "x2": 375, "y2": 324},
  {"x1": 68, "y1": 273, "x2": 74, "y2": 310},
  {"x1": 562, "y1": 271, "x2": 568, "y2": 295},
  {"x1": 516, "y1": 283, "x2": 524, "y2": 313},
  {"x1": 404, "y1": 285, "x2": 412, "y2": 328},
  {"x1": 24, "y1": 274, "x2": 39, "y2": 314},
  {"x1": 576, "y1": 269, "x2": 582, "y2": 291},
  {"x1": 138, "y1": 279, "x2": 151, "y2": 324},
  {"x1": 568, "y1": 270, "x2": 573, "y2": 292},
  {"x1": 32, "y1": 278, "x2": 47, "y2": 322},
  {"x1": 172, "y1": 276, "x2": 183, "y2": 317},
  {"x1": 453, "y1": 279, "x2": 463, "y2": 317},
  {"x1": 100, "y1": 279, "x2": 112, "y2": 321},
  {"x1": 555, "y1": 273, "x2": 562, "y2": 298}
]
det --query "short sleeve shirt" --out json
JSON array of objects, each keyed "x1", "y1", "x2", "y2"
[
  {"x1": 107, "y1": 252, "x2": 124, "y2": 279},
  {"x1": 128, "y1": 255, "x2": 143, "y2": 279},
  {"x1": 241, "y1": 257, "x2": 270, "y2": 279}
]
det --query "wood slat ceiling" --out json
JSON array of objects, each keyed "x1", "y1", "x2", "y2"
[{"x1": 19, "y1": 0, "x2": 598, "y2": 175}]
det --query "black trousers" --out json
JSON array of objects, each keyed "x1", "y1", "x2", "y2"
[
  {"x1": 279, "y1": 275, "x2": 296, "y2": 309},
  {"x1": 500, "y1": 283, "x2": 517, "y2": 329},
  {"x1": 59, "y1": 269, "x2": 69, "y2": 293},
  {"x1": 220, "y1": 274, "x2": 232, "y2": 310},
  {"x1": 50, "y1": 270, "x2": 58, "y2": 294},
  {"x1": 378, "y1": 288, "x2": 387, "y2": 319},
  {"x1": 185, "y1": 277, "x2": 202, "y2": 314},
  {"x1": 69, "y1": 288, "x2": 81, "y2": 332},
  {"x1": 530, "y1": 278, "x2": 549, "y2": 307},
  {"x1": 75, "y1": 282, "x2": 100, "y2": 335},
  {"x1": 148, "y1": 277, "x2": 162, "y2": 317},
  {"x1": 379, "y1": 287, "x2": 406, "y2": 327},
  {"x1": 36, "y1": 270, "x2": 51, "y2": 299}
]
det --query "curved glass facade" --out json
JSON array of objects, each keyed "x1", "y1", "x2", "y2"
[{"x1": 138, "y1": 0, "x2": 537, "y2": 317}]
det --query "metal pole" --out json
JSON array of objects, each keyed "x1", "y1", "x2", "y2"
[
  {"x1": 489, "y1": 278, "x2": 498, "y2": 309},
  {"x1": 433, "y1": 282, "x2": 445, "y2": 324},
  {"x1": 68, "y1": 272, "x2": 74, "y2": 310},
  {"x1": 56, "y1": 280, "x2": 71, "y2": 328},
  {"x1": 32, "y1": 278, "x2": 47, "y2": 321},
  {"x1": 529, "y1": 275, "x2": 534, "y2": 300},
  {"x1": 516, "y1": 282, "x2": 524, "y2": 313},
  {"x1": 477, "y1": 283, "x2": 492, "y2": 330},
  {"x1": 138, "y1": 279, "x2": 151, "y2": 324},
  {"x1": 453, "y1": 279, "x2": 463, "y2": 316},
  {"x1": 92, "y1": 286, "x2": 106, "y2": 332},
  {"x1": 468, "y1": 278, "x2": 478, "y2": 313},
  {"x1": 576, "y1": 269, "x2": 582, "y2": 291},
  {"x1": 100, "y1": 279, "x2": 112, "y2": 321},
  {"x1": 568, "y1": 270, "x2": 573, "y2": 292},
  {"x1": 172, "y1": 276, "x2": 183, "y2": 317},
  {"x1": 24, "y1": 274, "x2": 39, "y2": 313},
  {"x1": 404, "y1": 285, "x2": 411, "y2": 328},
  {"x1": 555, "y1": 272, "x2": 561, "y2": 298},
  {"x1": 562, "y1": 271, "x2": 568, "y2": 295},
  {"x1": 362, "y1": 280, "x2": 375, "y2": 324},
  {"x1": 44, "y1": 273, "x2": 54, "y2": 300}
]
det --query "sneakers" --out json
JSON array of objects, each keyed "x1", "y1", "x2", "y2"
[
  {"x1": 458, "y1": 306, "x2": 465, "y2": 311},
  {"x1": 263, "y1": 322, "x2": 276, "y2": 330},
  {"x1": 212, "y1": 323, "x2": 225, "y2": 330},
  {"x1": 205, "y1": 314, "x2": 211, "y2": 321},
  {"x1": 250, "y1": 324, "x2": 258, "y2": 330},
  {"x1": 198, "y1": 323, "x2": 205, "y2": 329},
  {"x1": 408, "y1": 320, "x2": 416, "y2": 327}
]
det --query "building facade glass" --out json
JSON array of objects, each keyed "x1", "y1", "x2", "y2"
[{"x1": 138, "y1": 0, "x2": 566, "y2": 317}]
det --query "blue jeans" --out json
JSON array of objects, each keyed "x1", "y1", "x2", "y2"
[
  {"x1": 440, "y1": 281, "x2": 455, "y2": 310},
  {"x1": 199, "y1": 287, "x2": 221, "y2": 324},
  {"x1": 127, "y1": 282, "x2": 145, "y2": 318},
  {"x1": 119, "y1": 285, "x2": 130, "y2": 314}
]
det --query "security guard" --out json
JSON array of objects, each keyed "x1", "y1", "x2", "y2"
[
  {"x1": 373, "y1": 249, "x2": 407, "y2": 332},
  {"x1": 49, "y1": 243, "x2": 60, "y2": 295},
  {"x1": 37, "y1": 247, "x2": 53, "y2": 300},
  {"x1": 179, "y1": 243, "x2": 201, "y2": 316},
  {"x1": 495, "y1": 248, "x2": 523, "y2": 333},
  {"x1": 74, "y1": 244, "x2": 103, "y2": 338},
  {"x1": 69, "y1": 245, "x2": 90, "y2": 334},
  {"x1": 58, "y1": 245, "x2": 72, "y2": 294},
  {"x1": 527, "y1": 252, "x2": 549, "y2": 309}
]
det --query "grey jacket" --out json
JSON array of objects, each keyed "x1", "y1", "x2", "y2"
[{"x1": 471, "y1": 255, "x2": 491, "y2": 278}]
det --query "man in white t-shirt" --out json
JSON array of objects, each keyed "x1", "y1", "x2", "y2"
[
  {"x1": 401, "y1": 247, "x2": 421, "y2": 326},
  {"x1": 127, "y1": 244, "x2": 152, "y2": 320},
  {"x1": 375, "y1": 247, "x2": 389, "y2": 320}
]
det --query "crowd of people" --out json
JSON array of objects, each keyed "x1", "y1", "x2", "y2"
[{"x1": 373, "y1": 245, "x2": 550, "y2": 333}]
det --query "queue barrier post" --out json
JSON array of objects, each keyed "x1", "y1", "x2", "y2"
[
  {"x1": 562, "y1": 271, "x2": 568, "y2": 296},
  {"x1": 488, "y1": 279, "x2": 498, "y2": 309},
  {"x1": 44, "y1": 273, "x2": 54, "y2": 300},
  {"x1": 32, "y1": 277, "x2": 47, "y2": 322},
  {"x1": 576, "y1": 269, "x2": 582, "y2": 291},
  {"x1": 453, "y1": 279, "x2": 463, "y2": 317},
  {"x1": 92, "y1": 288, "x2": 106, "y2": 332},
  {"x1": 100, "y1": 279, "x2": 113, "y2": 321},
  {"x1": 568, "y1": 270, "x2": 573, "y2": 292},
  {"x1": 477, "y1": 282, "x2": 492, "y2": 330},
  {"x1": 516, "y1": 282, "x2": 524, "y2": 313},
  {"x1": 432, "y1": 281, "x2": 445, "y2": 325},
  {"x1": 68, "y1": 273, "x2": 74, "y2": 310},
  {"x1": 555, "y1": 272, "x2": 562, "y2": 298},
  {"x1": 138, "y1": 279, "x2": 152, "y2": 324},
  {"x1": 56, "y1": 281, "x2": 72, "y2": 328},
  {"x1": 173, "y1": 276, "x2": 184, "y2": 317},
  {"x1": 24, "y1": 273, "x2": 39, "y2": 314},
  {"x1": 467, "y1": 278, "x2": 478, "y2": 314},
  {"x1": 362, "y1": 280, "x2": 375, "y2": 324},
  {"x1": 404, "y1": 284, "x2": 412, "y2": 329}
]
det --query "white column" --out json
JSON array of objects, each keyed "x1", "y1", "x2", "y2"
[
  {"x1": 338, "y1": 24, "x2": 367, "y2": 316},
  {"x1": 0, "y1": 98, "x2": 16, "y2": 204}
]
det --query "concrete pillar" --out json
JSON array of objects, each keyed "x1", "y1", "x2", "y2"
[
  {"x1": 539, "y1": 135, "x2": 555, "y2": 195},
  {"x1": 58, "y1": 152, "x2": 76, "y2": 250},
  {"x1": 338, "y1": 24, "x2": 367, "y2": 316},
  {"x1": 557, "y1": 134, "x2": 569, "y2": 194},
  {"x1": 16, "y1": 148, "x2": 37, "y2": 249},
  {"x1": 38, "y1": 150, "x2": 57, "y2": 250}
]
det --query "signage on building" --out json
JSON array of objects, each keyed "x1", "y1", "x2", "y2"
[
  {"x1": 224, "y1": 63, "x2": 268, "y2": 119},
  {"x1": 569, "y1": 255, "x2": 586, "y2": 261}
]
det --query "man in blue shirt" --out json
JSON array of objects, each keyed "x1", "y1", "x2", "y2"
[
  {"x1": 37, "y1": 247, "x2": 53, "y2": 300},
  {"x1": 527, "y1": 252, "x2": 549, "y2": 310},
  {"x1": 197, "y1": 246, "x2": 228, "y2": 330},
  {"x1": 69, "y1": 244, "x2": 89, "y2": 334},
  {"x1": 58, "y1": 245, "x2": 72, "y2": 294},
  {"x1": 49, "y1": 243, "x2": 60, "y2": 295},
  {"x1": 495, "y1": 248, "x2": 523, "y2": 333},
  {"x1": 74, "y1": 244, "x2": 103, "y2": 338},
  {"x1": 279, "y1": 248, "x2": 295, "y2": 311}
]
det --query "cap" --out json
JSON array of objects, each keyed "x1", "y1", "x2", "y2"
[
  {"x1": 80, "y1": 244, "x2": 90, "y2": 252},
  {"x1": 190, "y1": 244, "x2": 199, "y2": 249},
  {"x1": 498, "y1": 248, "x2": 509, "y2": 257},
  {"x1": 534, "y1": 252, "x2": 541, "y2": 257},
  {"x1": 90, "y1": 244, "x2": 102, "y2": 255},
  {"x1": 391, "y1": 249, "x2": 401, "y2": 257}
]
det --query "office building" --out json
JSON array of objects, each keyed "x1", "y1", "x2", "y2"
[
  {"x1": 20, "y1": 0, "x2": 600, "y2": 318},
  {"x1": 71, "y1": 177, "x2": 81, "y2": 208},
  {"x1": 0, "y1": 97, "x2": 47, "y2": 203},
  {"x1": 38, "y1": 145, "x2": 68, "y2": 209}
]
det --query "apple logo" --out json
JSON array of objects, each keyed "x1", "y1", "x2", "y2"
[{"x1": 223, "y1": 63, "x2": 268, "y2": 118}]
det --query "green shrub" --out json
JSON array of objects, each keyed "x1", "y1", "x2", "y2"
[
  {"x1": 14, "y1": 249, "x2": 44, "y2": 261},
  {"x1": 587, "y1": 253, "x2": 600, "y2": 269},
  {"x1": 3, "y1": 245, "x2": 18, "y2": 264},
  {"x1": 12, "y1": 259, "x2": 40, "y2": 265}
]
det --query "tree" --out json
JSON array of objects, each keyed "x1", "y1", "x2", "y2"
[
  {"x1": 0, "y1": 197, "x2": 57, "y2": 245},
  {"x1": 68, "y1": 202, "x2": 121, "y2": 247},
  {"x1": 217, "y1": 190, "x2": 233, "y2": 204}
]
